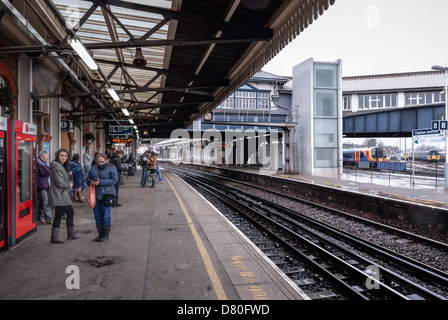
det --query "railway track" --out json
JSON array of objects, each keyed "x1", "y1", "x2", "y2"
[{"x1": 167, "y1": 166, "x2": 448, "y2": 300}]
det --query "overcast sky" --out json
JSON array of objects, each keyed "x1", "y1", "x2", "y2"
[{"x1": 263, "y1": 0, "x2": 448, "y2": 77}]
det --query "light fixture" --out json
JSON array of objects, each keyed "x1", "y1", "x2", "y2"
[
  {"x1": 68, "y1": 38, "x2": 98, "y2": 71},
  {"x1": 121, "y1": 108, "x2": 130, "y2": 116},
  {"x1": 129, "y1": 119, "x2": 135, "y2": 124},
  {"x1": 107, "y1": 87, "x2": 120, "y2": 102},
  {"x1": 133, "y1": 125, "x2": 137, "y2": 130},
  {"x1": 432, "y1": 65, "x2": 448, "y2": 71}
]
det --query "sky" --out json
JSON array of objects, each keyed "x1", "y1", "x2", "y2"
[{"x1": 263, "y1": 0, "x2": 448, "y2": 77}]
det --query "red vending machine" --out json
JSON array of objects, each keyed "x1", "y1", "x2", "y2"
[
  {"x1": 7, "y1": 119, "x2": 37, "y2": 247},
  {"x1": 0, "y1": 117, "x2": 7, "y2": 250}
]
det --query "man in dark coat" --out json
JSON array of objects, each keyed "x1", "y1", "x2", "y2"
[{"x1": 109, "y1": 149, "x2": 124, "y2": 207}]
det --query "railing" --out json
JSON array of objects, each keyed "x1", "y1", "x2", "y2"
[{"x1": 343, "y1": 161, "x2": 444, "y2": 189}]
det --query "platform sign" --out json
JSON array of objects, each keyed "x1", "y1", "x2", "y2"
[
  {"x1": 61, "y1": 120, "x2": 73, "y2": 132},
  {"x1": 413, "y1": 128, "x2": 440, "y2": 136},
  {"x1": 431, "y1": 120, "x2": 448, "y2": 131},
  {"x1": 412, "y1": 128, "x2": 445, "y2": 144},
  {"x1": 109, "y1": 126, "x2": 133, "y2": 136}
]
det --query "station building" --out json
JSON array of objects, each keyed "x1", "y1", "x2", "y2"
[
  {"x1": 157, "y1": 60, "x2": 447, "y2": 176},
  {"x1": 155, "y1": 70, "x2": 294, "y2": 173},
  {"x1": 342, "y1": 70, "x2": 446, "y2": 137}
]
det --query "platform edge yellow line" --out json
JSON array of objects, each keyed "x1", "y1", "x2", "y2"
[{"x1": 165, "y1": 176, "x2": 228, "y2": 300}]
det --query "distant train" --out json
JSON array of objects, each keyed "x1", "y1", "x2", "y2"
[
  {"x1": 343, "y1": 147, "x2": 389, "y2": 169},
  {"x1": 401, "y1": 152, "x2": 410, "y2": 161},
  {"x1": 413, "y1": 150, "x2": 440, "y2": 162}
]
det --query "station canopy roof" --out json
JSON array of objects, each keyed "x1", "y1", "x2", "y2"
[{"x1": 0, "y1": 0, "x2": 335, "y2": 137}]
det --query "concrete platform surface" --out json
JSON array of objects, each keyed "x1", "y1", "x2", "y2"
[{"x1": 0, "y1": 169, "x2": 306, "y2": 301}]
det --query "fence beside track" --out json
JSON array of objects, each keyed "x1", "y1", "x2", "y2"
[{"x1": 160, "y1": 161, "x2": 448, "y2": 234}]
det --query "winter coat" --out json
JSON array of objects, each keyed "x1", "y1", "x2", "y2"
[
  {"x1": 109, "y1": 153, "x2": 123, "y2": 174},
  {"x1": 69, "y1": 161, "x2": 83, "y2": 188},
  {"x1": 83, "y1": 152, "x2": 91, "y2": 167},
  {"x1": 148, "y1": 156, "x2": 157, "y2": 170},
  {"x1": 48, "y1": 161, "x2": 72, "y2": 206},
  {"x1": 85, "y1": 162, "x2": 118, "y2": 200},
  {"x1": 36, "y1": 158, "x2": 50, "y2": 191}
]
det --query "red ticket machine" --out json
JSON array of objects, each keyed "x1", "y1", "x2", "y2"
[
  {"x1": 7, "y1": 119, "x2": 37, "y2": 247},
  {"x1": 0, "y1": 117, "x2": 7, "y2": 250}
]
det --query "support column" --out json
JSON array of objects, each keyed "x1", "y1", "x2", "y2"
[{"x1": 18, "y1": 55, "x2": 32, "y2": 123}]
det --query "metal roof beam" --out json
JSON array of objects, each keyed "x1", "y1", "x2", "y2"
[
  {"x1": 35, "y1": 83, "x2": 217, "y2": 99},
  {"x1": 84, "y1": 0, "x2": 179, "y2": 19},
  {"x1": 94, "y1": 58, "x2": 167, "y2": 74},
  {"x1": 66, "y1": 35, "x2": 273, "y2": 51}
]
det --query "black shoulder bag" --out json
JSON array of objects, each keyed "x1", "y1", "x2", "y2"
[
  {"x1": 98, "y1": 166, "x2": 115, "y2": 206},
  {"x1": 102, "y1": 186, "x2": 115, "y2": 206}
]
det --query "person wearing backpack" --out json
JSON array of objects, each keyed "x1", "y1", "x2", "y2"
[
  {"x1": 109, "y1": 149, "x2": 124, "y2": 207},
  {"x1": 148, "y1": 152, "x2": 158, "y2": 188},
  {"x1": 140, "y1": 150, "x2": 151, "y2": 187}
]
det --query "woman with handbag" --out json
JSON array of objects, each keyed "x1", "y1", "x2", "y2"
[
  {"x1": 86, "y1": 153, "x2": 119, "y2": 242},
  {"x1": 48, "y1": 148, "x2": 81, "y2": 243}
]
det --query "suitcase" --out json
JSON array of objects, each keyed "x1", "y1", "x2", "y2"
[{"x1": 127, "y1": 166, "x2": 136, "y2": 176}]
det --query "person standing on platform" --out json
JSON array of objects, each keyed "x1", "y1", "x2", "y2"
[
  {"x1": 69, "y1": 153, "x2": 84, "y2": 202},
  {"x1": 140, "y1": 150, "x2": 151, "y2": 188},
  {"x1": 86, "y1": 153, "x2": 119, "y2": 242},
  {"x1": 48, "y1": 148, "x2": 81, "y2": 243},
  {"x1": 148, "y1": 152, "x2": 158, "y2": 188},
  {"x1": 83, "y1": 147, "x2": 91, "y2": 188},
  {"x1": 155, "y1": 153, "x2": 163, "y2": 183},
  {"x1": 109, "y1": 149, "x2": 124, "y2": 207},
  {"x1": 37, "y1": 150, "x2": 53, "y2": 224}
]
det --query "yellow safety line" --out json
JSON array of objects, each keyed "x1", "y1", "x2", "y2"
[{"x1": 165, "y1": 176, "x2": 228, "y2": 300}]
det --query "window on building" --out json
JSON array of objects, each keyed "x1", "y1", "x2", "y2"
[
  {"x1": 384, "y1": 94, "x2": 397, "y2": 108},
  {"x1": 257, "y1": 92, "x2": 270, "y2": 110},
  {"x1": 359, "y1": 93, "x2": 397, "y2": 109},
  {"x1": 343, "y1": 96, "x2": 351, "y2": 110},
  {"x1": 368, "y1": 95, "x2": 383, "y2": 108},
  {"x1": 220, "y1": 96, "x2": 234, "y2": 109},
  {"x1": 359, "y1": 96, "x2": 368, "y2": 109},
  {"x1": 434, "y1": 91, "x2": 446, "y2": 103},
  {"x1": 314, "y1": 63, "x2": 337, "y2": 89},
  {"x1": 315, "y1": 90, "x2": 337, "y2": 117},
  {"x1": 405, "y1": 92, "x2": 425, "y2": 106},
  {"x1": 235, "y1": 91, "x2": 256, "y2": 109}
]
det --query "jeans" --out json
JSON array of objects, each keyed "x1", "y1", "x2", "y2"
[
  {"x1": 38, "y1": 189, "x2": 53, "y2": 222},
  {"x1": 83, "y1": 165, "x2": 91, "y2": 189},
  {"x1": 156, "y1": 168, "x2": 163, "y2": 181},
  {"x1": 93, "y1": 199, "x2": 112, "y2": 226},
  {"x1": 141, "y1": 166, "x2": 149, "y2": 186}
]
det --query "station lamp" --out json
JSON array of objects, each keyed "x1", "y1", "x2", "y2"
[
  {"x1": 107, "y1": 87, "x2": 120, "y2": 102},
  {"x1": 68, "y1": 38, "x2": 98, "y2": 71},
  {"x1": 121, "y1": 108, "x2": 130, "y2": 117}
]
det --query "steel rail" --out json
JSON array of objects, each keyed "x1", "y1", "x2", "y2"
[{"x1": 170, "y1": 167, "x2": 448, "y2": 300}]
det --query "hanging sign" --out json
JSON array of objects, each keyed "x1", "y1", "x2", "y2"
[{"x1": 109, "y1": 126, "x2": 133, "y2": 136}]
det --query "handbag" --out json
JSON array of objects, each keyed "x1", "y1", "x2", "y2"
[
  {"x1": 88, "y1": 181, "x2": 96, "y2": 208},
  {"x1": 102, "y1": 186, "x2": 115, "y2": 206},
  {"x1": 120, "y1": 173, "x2": 125, "y2": 185}
]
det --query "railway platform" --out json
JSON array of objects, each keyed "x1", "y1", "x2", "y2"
[
  {"x1": 198, "y1": 163, "x2": 448, "y2": 209},
  {"x1": 0, "y1": 170, "x2": 307, "y2": 301},
  {"x1": 162, "y1": 162, "x2": 448, "y2": 236},
  {"x1": 278, "y1": 170, "x2": 448, "y2": 209}
]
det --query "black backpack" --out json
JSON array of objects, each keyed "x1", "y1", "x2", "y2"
[{"x1": 138, "y1": 155, "x2": 146, "y2": 166}]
